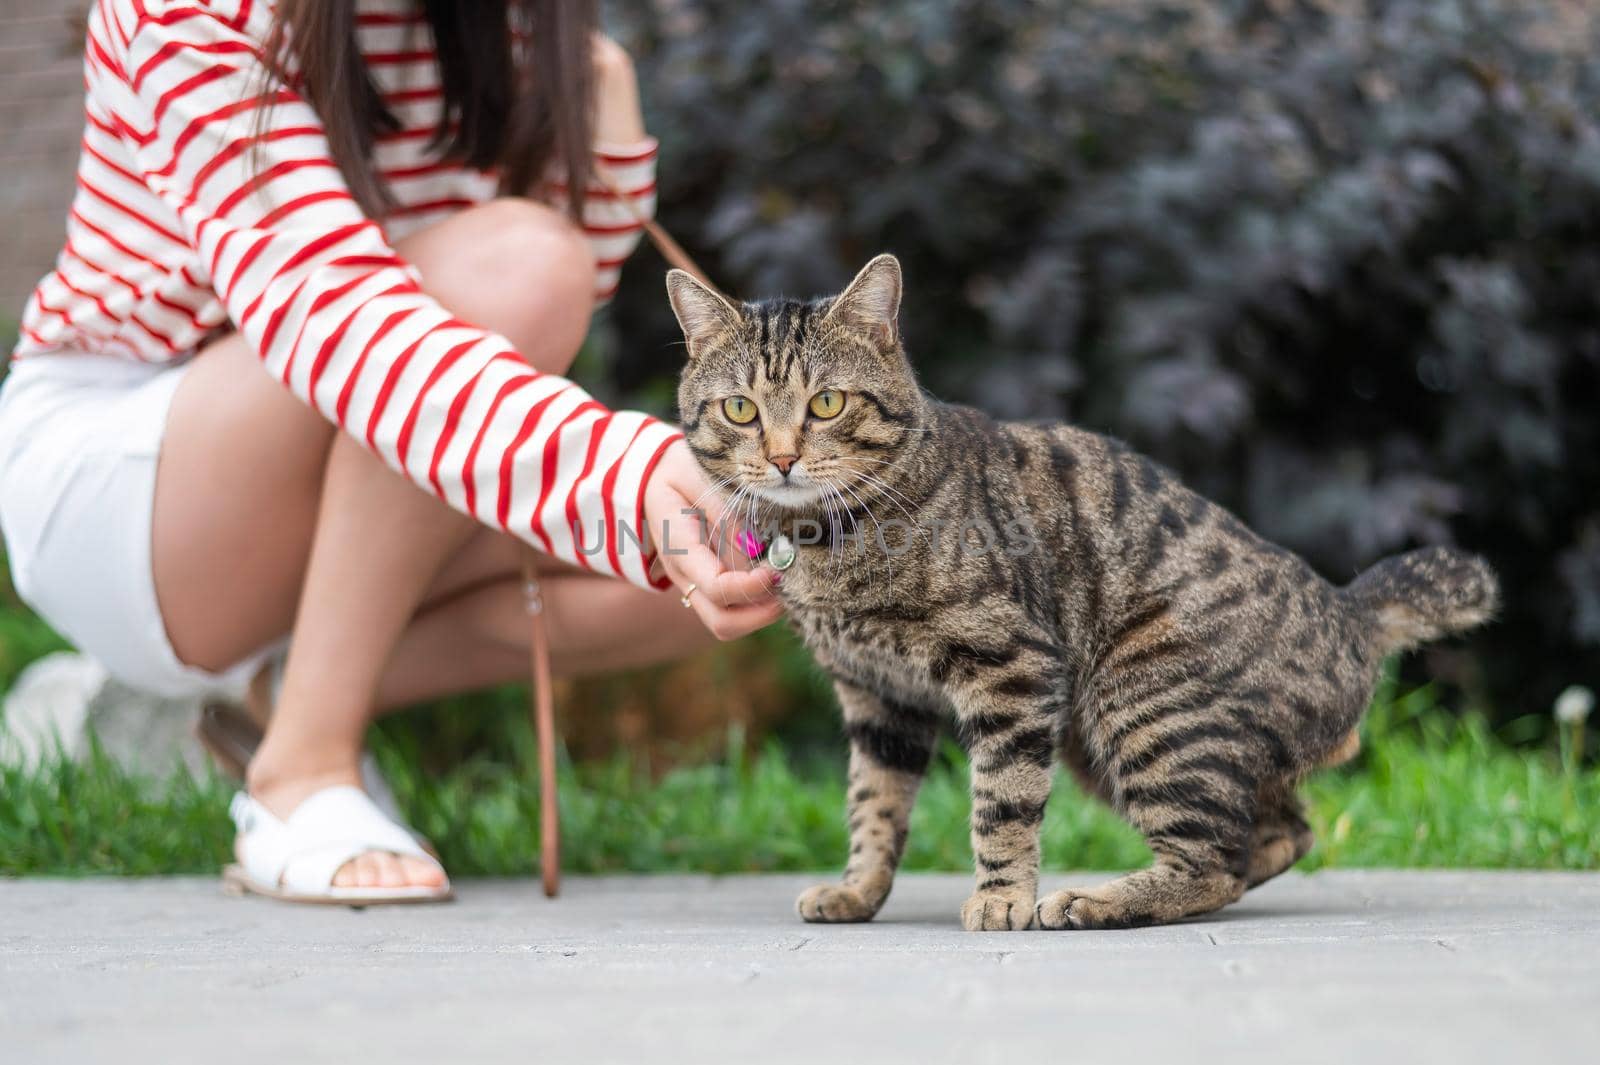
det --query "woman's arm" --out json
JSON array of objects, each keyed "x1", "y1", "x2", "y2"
[
  {"x1": 104, "y1": 3, "x2": 678, "y2": 589},
  {"x1": 570, "y1": 35, "x2": 657, "y2": 304},
  {"x1": 593, "y1": 35, "x2": 646, "y2": 144}
]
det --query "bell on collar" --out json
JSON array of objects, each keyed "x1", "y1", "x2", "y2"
[{"x1": 767, "y1": 533, "x2": 798, "y2": 571}]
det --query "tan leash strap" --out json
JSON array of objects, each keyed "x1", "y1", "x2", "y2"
[
  {"x1": 595, "y1": 165, "x2": 724, "y2": 296},
  {"x1": 525, "y1": 166, "x2": 722, "y2": 899},
  {"x1": 521, "y1": 558, "x2": 561, "y2": 898}
]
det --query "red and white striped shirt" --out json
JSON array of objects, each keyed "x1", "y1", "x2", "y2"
[{"x1": 14, "y1": 0, "x2": 679, "y2": 589}]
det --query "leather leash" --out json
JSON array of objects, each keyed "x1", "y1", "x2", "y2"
[
  {"x1": 520, "y1": 559, "x2": 561, "y2": 898},
  {"x1": 524, "y1": 165, "x2": 720, "y2": 898}
]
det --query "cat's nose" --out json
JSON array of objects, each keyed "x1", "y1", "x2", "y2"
[{"x1": 769, "y1": 454, "x2": 799, "y2": 477}]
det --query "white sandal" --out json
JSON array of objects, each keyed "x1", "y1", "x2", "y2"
[{"x1": 222, "y1": 785, "x2": 453, "y2": 906}]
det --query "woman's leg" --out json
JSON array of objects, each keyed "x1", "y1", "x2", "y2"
[
  {"x1": 372, "y1": 560, "x2": 717, "y2": 711},
  {"x1": 154, "y1": 200, "x2": 599, "y2": 674},
  {"x1": 245, "y1": 426, "x2": 492, "y2": 890},
  {"x1": 152, "y1": 200, "x2": 695, "y2": 889}
]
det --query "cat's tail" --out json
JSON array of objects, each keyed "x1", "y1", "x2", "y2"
[{"x1": 1342, "y1": 546, "x2": 1499, "y2": 656}]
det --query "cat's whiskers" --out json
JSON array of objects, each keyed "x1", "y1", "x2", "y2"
[
  {"x1": 828, "y1": 491, "x2": 847, "y2": 572},
  {"x1": 839, "y1": 455, "x2": 913, "y2": 465},
  {"x1": 838, "y1": 454, "x2": 924, "y2": 481},
  {"x1": 739, "y1": 482, "x2": 772, "y2": 573},
  {"x1": 689, "y1": 473, "x2": 740, "y2": 516},
  {"x1": 838, "y1": 463, "x2": 928, "y2": 518},
  {"x1": 825, "y1": 473, "x2": 896, "y2": 586},
  {"x1": 816, "y1": 478, "x2": 847, "y2": 573},
  {"x1": 712, "y1": 482, "x2": 752, "y2": 574},
  {"x1": 834, "y1": 461, "x2": 922, "y2": 525},
  {"x1": 729, "y1": 479, "x2": 778, "y2": 575},
  {"x1": 835, "y1": 453, "x2": 921, "y2": 480},
  {"x1": 827, "y1": 482, "x2": 865, "y2": 584}
]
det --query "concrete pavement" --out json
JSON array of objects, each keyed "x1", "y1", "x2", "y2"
[{"x1": 3, "y1": 871, "x2": 1598, "y2": 1063}]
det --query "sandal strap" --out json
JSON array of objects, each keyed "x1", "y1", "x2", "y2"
[{"x1": 230, "y1": 786, "x2": 440, "y2": 895}]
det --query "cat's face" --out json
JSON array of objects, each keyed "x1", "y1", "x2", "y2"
[{"x1": 668, "y1": 255, "x2": 926, "y2": 516}]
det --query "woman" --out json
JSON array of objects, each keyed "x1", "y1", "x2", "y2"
[{"x1": 0, "y1": 0, "x2": 781, "y2": 903}]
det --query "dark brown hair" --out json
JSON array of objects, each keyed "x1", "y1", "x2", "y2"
[{"x1": 260, "y1": 0, "x2": 596, "y2": 218}]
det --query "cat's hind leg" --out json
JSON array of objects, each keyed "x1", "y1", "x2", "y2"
[
  {"x1": 1037, "y1": 703, "x2": 1259, "y2": 929},
  {"x1": 797, "y1": 681, "x2": 937, "y2": 923},
  {"x1": 1242, "y1": 727, "x2": 1352, "y2": 889},
  {"x1": 1246, "y1": 785, "x2": 1314, "y2": 889}
]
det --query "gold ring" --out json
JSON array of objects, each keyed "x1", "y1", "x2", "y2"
[{"x1": 680, "y1": 583, "x2": 698, "y2": 608}]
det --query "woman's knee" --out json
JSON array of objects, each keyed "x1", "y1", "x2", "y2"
[{"x1": 398, "y1": 198, "x2": 597, "y2": 374}]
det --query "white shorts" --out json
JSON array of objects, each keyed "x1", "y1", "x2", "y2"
[{"x1": 0, "y1": 353, "x2": 276, "y2": 699}]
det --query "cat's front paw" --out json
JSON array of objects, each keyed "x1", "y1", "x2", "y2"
[
  {"x1": 960, "y1": 889, "x2": 1036, "y2": 931},
  {"x1": 796, "y1": 883, "x2": 878, "y2": 923}
]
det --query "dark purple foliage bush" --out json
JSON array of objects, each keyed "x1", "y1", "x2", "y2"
[{"x1": 598, "y1": 0, "x2": 1600, "y2": 722}]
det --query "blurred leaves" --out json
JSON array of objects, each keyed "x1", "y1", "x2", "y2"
[{"x1": 601, "y1": 0, "x2": 1600, "y2": 717}]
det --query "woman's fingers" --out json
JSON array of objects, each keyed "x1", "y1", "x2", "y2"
[
  {"x1": 667, "y1": 538, "x2": 781, "y2": 639},
  {"x1": 675, "y1": 541, "x2": 777, "y2": 607},
  {"x1": 642, "y1": 440, "x2": 784, "y2": 640},
  {"x1": 692, "y1": 592, "x2": 783, "y2": 641},
  {"x1": 683, "y1": 488, "x2": 751, "y2": 570}
]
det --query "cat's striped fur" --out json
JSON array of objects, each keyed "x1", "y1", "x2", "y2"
[{"x1": 667, "y1": 256, "x2": 1499, "y2": 930}]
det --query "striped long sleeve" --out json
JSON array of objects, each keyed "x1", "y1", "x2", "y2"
[
  {"x1": 558, "y1": 141, "x2": 660, "y2": 304},
  {"x1": 70, "y1": 1, "x2": 678, "y2": 588}
]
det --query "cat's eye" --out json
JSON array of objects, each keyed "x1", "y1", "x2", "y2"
[
  {"x1": 723, "y1": 396, "x2": 759, "y2": 424},
  {"x1": 808, "y1": 389, "x2": 846, "y2": 419}
]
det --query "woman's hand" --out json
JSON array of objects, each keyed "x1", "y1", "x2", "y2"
[{"x1": 643, "y1": 441, "x2": 783, "y2": 641}]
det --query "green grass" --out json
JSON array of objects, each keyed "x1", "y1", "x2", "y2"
[
  {"x1": 2, "y1": 322, "x2": 1590, "y2": 878},
  {"x1": 2, "y1": 671, "x2": 1596, "y2": 877}
]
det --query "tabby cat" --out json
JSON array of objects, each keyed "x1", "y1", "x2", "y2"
[{"x1": 667, "y1": 255, "x2": 1498, "y2": 931}]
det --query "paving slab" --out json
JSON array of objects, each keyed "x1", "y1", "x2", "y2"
[{"x1": 3, "y1": 871, "x2": 1598, "y2": 1064}]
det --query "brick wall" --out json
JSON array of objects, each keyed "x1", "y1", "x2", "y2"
[{"x1": 1, "y1": 1, "x2": 86, "y2": 337}]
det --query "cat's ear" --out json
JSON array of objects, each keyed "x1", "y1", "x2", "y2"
[
  {"x1": 826, "y1": 253, "x2": 902, "y2": 346},
  {"x1": 666, "y1": 270, "x2": 741, "y2": 357}
]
